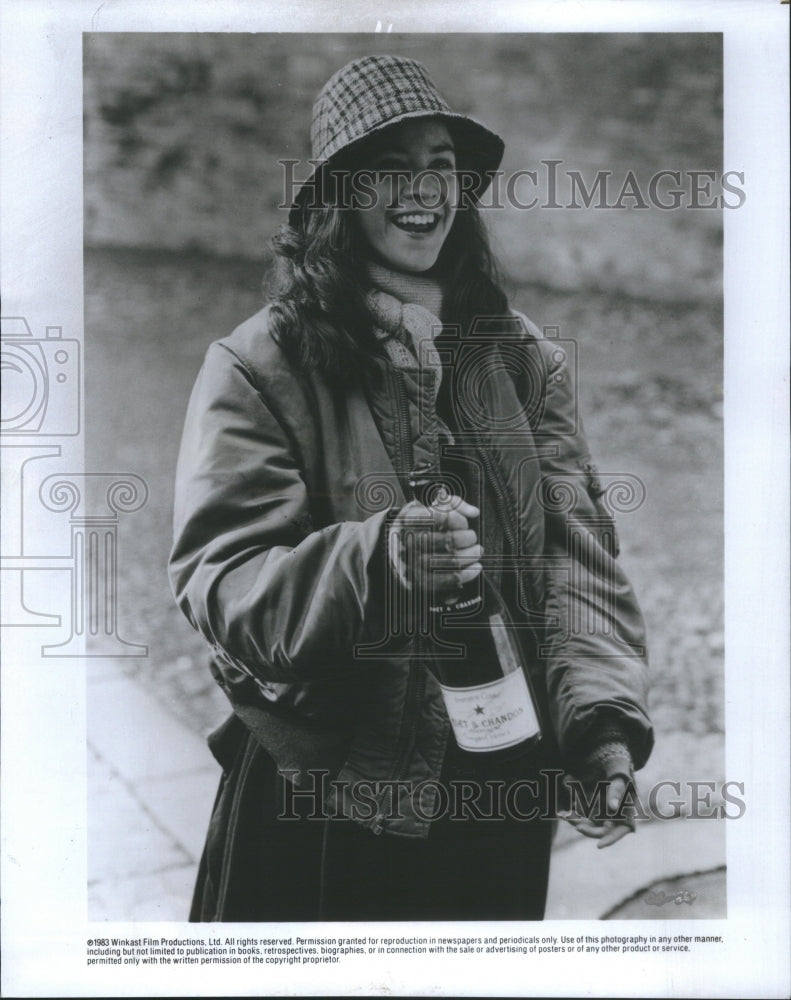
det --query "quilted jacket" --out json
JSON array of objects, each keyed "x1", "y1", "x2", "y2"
[{"x1": 169, "y1": 305, "x2": 653, "y2": 843}]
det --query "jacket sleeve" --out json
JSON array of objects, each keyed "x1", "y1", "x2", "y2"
[
  {"x1": 168, "y1": 340, "x2": 394, "y2": 685},
  {"x1": 514, "y1": 312, "x2": 654, "y2": 771}
]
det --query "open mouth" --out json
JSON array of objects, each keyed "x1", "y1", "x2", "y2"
[{"x1": 389, "y1": 211, "x2": 441, "y2": 234}]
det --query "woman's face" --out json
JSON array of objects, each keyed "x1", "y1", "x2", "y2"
[{"x1": 352, "y1": 119, "x2": 458, "y2": 274}]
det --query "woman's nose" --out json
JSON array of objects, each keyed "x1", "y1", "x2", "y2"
[{"x1": 397, "y1": 168, "x2": 445, "y2": 210}]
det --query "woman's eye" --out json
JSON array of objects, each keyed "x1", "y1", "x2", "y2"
[{"x1": 432, "y1": 158, "x2": 456, "y2": 172}]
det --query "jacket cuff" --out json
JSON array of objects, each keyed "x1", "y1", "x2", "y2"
[{"x1": 575, "y1": 725, "x2": 634, "y2": 783}]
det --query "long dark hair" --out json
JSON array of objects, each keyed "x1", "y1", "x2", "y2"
[{"x1": 267, "y1": 168, "x2": 509, "y2": 380}]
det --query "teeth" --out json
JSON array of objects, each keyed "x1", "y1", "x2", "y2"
[{"x1": 393, "y1": 213, "x2": 437, "y2": 225}]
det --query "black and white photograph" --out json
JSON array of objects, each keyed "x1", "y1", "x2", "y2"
[
  {"x1": 1, "y1": 2, "x2": 789, "y2": 997},
  {"x1": 84, "y1": 30, "x2": 724, "y2": 924}
]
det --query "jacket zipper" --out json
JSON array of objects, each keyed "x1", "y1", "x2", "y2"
[
  {"x1": 370, "y1": 367, "x2": 430, "y2": 835},
  {"x1": 477, "y1": 442, "x2": 517, "y2": 551},
  {"x1": 391, "y1": 368, "x2": 415, "y2": 489},
  {"x1": 476, "y1": 435, "x2": 535, "y2": 618}
]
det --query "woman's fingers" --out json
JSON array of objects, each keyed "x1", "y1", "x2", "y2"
[
  {"x1": 430, "y1": 495, "x2": 479, "y2": 520},
  {"x1": 557, "y1": 811, "x2": 604, "y2": 835},
  {"x1": 606, "y1": 776, "x2": 628, "y2": 811},
  {"x1": 427, "y1": 543, "x2": 483, "y2": 569},
  {"x1": 596, "y1": 822, "x2": 632, "y2": 849},
  {"x1": 452, "y1": 543, "x2": 484, "y2": 565},
  {"x1": 436, "y1": 528, "x2": 478, "y2": 552},
  {"x1": 430, "y1": 496, "x2": 478, "y2": 532},
  {"x1": 392, "y1": 497, "x2": 482, "y2": 595},
  {"x1": 398, "y1": 497, "x2": 479, "y2": 538},
  {"x1": 558, "y1": 773, "x2": 635, "y2": 848},
  {"x1": 415, "y1": 528, "x2": 478, "y2": 553},
  {"x1": 442, "y1": 506, "x2": 477, "y2": 532},
  {"x1": 433, "y1": 563, "x2": 483, "y2": 595},
  {"x1": 560, "y1": 814, "x2": 633, "y2": 847}
]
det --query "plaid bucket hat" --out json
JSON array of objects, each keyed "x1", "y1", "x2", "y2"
[{"x1": 289, "y1": 54, "x2": 505, "y2": 225}]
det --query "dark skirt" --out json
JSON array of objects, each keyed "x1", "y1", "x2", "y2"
[{"x1": 190, "y1": 714, "x2": 555, "y2": 922}]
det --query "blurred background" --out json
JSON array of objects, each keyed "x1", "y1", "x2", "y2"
[{"x1": 83, "y1": 33, "x2": 725, "y2": 919}]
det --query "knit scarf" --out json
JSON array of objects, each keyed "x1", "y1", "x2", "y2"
[{"x1": 365, "y1": 262, "x2": 445, "y2": 401}]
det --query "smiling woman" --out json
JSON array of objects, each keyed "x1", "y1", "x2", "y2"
[
  {"x1": 352, "y1": 120, "x2": 459, "y2": 273},
  {"x1": 168, "y1": 52, "x2": 653, "y2": 922}
]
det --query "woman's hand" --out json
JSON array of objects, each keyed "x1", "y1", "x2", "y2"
[
  {"x1": 558, "y1": 775, "x2": 635, "y2": 849},
  {"x1": 388, "y1": 495, "x2": 483, "y2": 604},
  {"x1": 558, "y1": 735, "x2": 638, "y2": 849}
]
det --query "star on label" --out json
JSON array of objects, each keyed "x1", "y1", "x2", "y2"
[{"x1": 474, "y1": 705, "x2": 484, "y2": 714}]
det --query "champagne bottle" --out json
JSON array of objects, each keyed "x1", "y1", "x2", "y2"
[{"x1": 409, "y1": 469, "x2": 542, "y2": 754}]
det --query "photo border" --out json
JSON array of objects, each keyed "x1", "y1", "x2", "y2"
[{"x1": 1, "y1": 2, "x2": 788, "y2": 997}]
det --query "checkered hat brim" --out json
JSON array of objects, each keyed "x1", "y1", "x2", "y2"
[{"x1": 289, "y1": 54, "x2": 504, "y2": 224}]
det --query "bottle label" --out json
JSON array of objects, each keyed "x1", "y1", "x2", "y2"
[{"x1": 439, "y1": 670, "x2": 541, "y2": 752}]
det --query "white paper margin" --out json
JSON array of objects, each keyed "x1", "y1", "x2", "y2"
[{"x1": 1, "y1": 1, "x2": 788, "y2": 997}]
